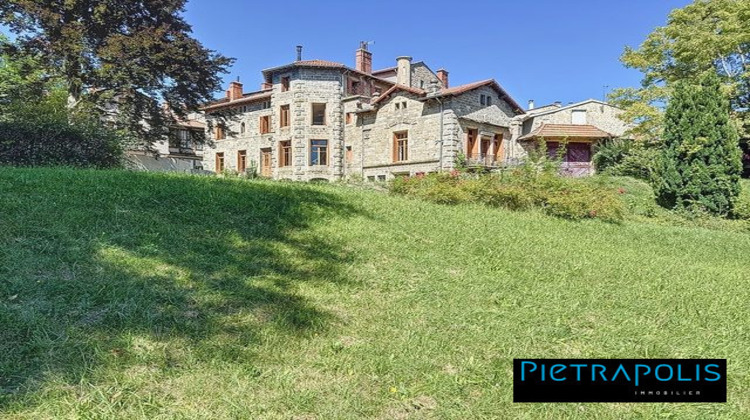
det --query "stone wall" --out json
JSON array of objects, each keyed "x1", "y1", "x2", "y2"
[
  {"x1": 204, "y1": 67, "x2": 345, "y2": 181},
  {"x1": 445, "y1": 85, "x2": 521, "y2": 167},
  {"x1": 522, "y1": 101, "x2": 629, "y2": 137},
  {"x1": 410, "y1": 63, "x2": 442, "y2": 90},
  {"x1": 349, "y1": 91, "x2": 444, "y2": 180}
]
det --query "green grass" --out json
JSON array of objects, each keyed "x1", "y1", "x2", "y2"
[{"x1": 0, "y1": 167, "x2": 748, "y2": 419}]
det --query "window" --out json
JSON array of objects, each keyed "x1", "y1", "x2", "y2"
[
  {"x1": 395, "y1": 103, "x2": 401, "y2": 110},
  {"x1": 346, "y1": 112, "x2": 353, "y2": 125},
  {"x1": 402, "y1": 101, "x2": 407, "y2": 109},
  {"x1": 393, "y1": 131, "x2": 408, "y2": 162},
  {"x1": 179, "y1": 129, "x2": 191, "y2": 149},
  {"x1": 260, "y1": 115, "x2": 271, "y2": 134},
  {"x1": 312, "y1": 103, "x2": 326, "y2": 126},
  {"x1": 486, "y1": 96, "x2": 492, "y2": 106},
  {"x1": 377, "y1": 175, "x2": 386, "y2": 182},
  {"x1": 480, "y1": 94, "x2": 486, "y2": 106},
  {"x1": 420, "y1": 80, "x2": 425, "y2": 89},
  {"x1": 215, "y1": 125, "x2": 225, "y2": 140},
  {"x1": 237, "y1": 150, "x2": 247, "y2": 173},
  {"x1": 345, "y1": 145, "x2": 353, "y2": 163},
  {"x1": 242, "y1": 106, "x2": 248, "y2": 113},
  {"x1": 279, "y1": 140, "x2": 292, "y2": 167},
  {"x1": 240, "y1": 122, "x2": 246, "y2": 135},
  {"x1": 281, "y1": 76, "x2": 290, "y2": 92},
  {"x1": 261, "y1": 101, "x2": 271, "y2": 110},
  {"x1": 280, "y1": 105, "x2": 290, "y2": 128},
  {"x1": 310, "y1": 140, "x2": 328, "y2": 166},
  {"x1": 572, "y1": 110, "x2": 587, "y2": 125},
  {"x1": 367, "y1": 176, "x2": 376, "y2": 182},
  {"x1": 350, "y1": 80, "x2": 361, "y2": 95},
  {"x1": 215, "y1": 152, "x2": 224, "y2": 173}
]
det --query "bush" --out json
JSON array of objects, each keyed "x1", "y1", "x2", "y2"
[
  {"x1": 594, "y1": 139, "x2": 658, "y2": 180},
  {"x1": 0, "y1": 89, "x2": 123, "y2": 168},
  {"x1": 593, "y1": 138, "x2": 632, "y2": 172},
  {"x1": 390, "y1": 171, "x2": 625, "y2": 222},
  {"x1": 732, "y1": 183, "x2": 750, "y2": 220},
  {"x1": 0, "y1": 119, "x2": 123, "y2": 168}
]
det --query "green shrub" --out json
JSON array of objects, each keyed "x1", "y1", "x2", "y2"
[
  {"x1": 0, "y1": 119, "x2": 123, "y2": 168},
  {"x1": 593, "y1": 138, "x2": 632, "y2": 172},
  {"x1": 594, "y1": 139, "x2": 658, "y2": 180},
  {"x1": 390, "y1": 171, "x2": 625, "y2": 222},
  {"x1": 0, "y1": 89, "x2": 123, "y2": 168},
  {"x1": 732, "y1": 183, "x2": 750, "y2": 220}
]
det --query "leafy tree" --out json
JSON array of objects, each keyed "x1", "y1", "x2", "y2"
[
  {"x1": 610, "y1": 0, "x2": 750, "y2": 143},
  {"x1": 0, "y1": 34, "x2": 49, "y2": 115},
  {"x1": 653, "y1": 72, "x2": 742, "y2": 215},
  {"x1": 0, "y1": 1, "x2": 233, "y2": 144}
]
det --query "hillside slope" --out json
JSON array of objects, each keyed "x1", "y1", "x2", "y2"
[{"x1": 0, "y1": 168, "x2": 748, "y2": 419}]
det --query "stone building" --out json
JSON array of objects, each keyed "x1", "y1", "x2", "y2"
[
  {"x1": 516, "y1": 99, "x2": 631, "y2": 176},
  {"x1": 201, "y1": 44, "x2": 628, "y2": 180},
  {"x1": 125, "y1": 112, "x2": 206, "y2": 172}
]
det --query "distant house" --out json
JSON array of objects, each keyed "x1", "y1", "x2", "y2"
[
  {"x1": 125, "y1": 112, "x2": 206, "y2": 172},
  {"x1": 200, "y1": 44, "x2": 629, "y2": 180},
  {"x1": 516, "y1": 99, "x2": 631, "y2": 176}
]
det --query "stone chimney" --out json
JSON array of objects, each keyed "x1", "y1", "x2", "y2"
[
  {"x1": 228, "y1": 79, "x2": 243, "y2": 101},
  {"x1": 554, "y1": 101, "x2": 562, "y2": 107},
  {"x1": 396, "y1": 56, "x2": 412, "y2": 86},
  {"x1": 296, "y1": 45, "x2": 303, "y2": 62},
  {"x1": 427, "y1": 79, "x2": 440, "y2": 95},
  {"x1": 355, "y1": 41, "x2": 372, "y2": 74},
  {"x1": 437, "y1": 69, "x2": 449, "y2": 88},
  {"x1": 528, "y1": 99, "x2": 535, "y2": 110}
]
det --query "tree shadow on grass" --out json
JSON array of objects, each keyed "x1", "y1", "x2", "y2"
[{"x1": 0, "y1": 168, "x2": 368, "y2": 409}]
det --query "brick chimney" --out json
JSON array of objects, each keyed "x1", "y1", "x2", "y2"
[
  {"x1": 396, "y1": 56, "x2": 412, "y2": 86},
  {"x1": 261, "y1": 82, "x2": 273, "y2": 90},
  {"x1": 228, "y1": 79, "x2": 243, "y2": 101},
  {"x1": 437, "y1": 69, "x2": 449, "y2": 88},
  {"x1": 356, "y1": 41, "x2": 372, "y2": 74}
]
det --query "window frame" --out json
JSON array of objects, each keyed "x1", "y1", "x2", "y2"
[
  {"x1": 311, "y1": 103, "x2": 327, "y2": 126},
  {"x1": 237, "y1": 150, "x2": 247, "y2": 173},
  {"x1": 260, "y1": 115, "x2": 271, "y2": 134},
  {"x1": 279, "y1": 140, "x2": 292, "y2": 167},
  {"x1": 280, "y1": 105, "x2": 290, "y2": 128},
  {"x1": 393, "y1": 131, "x2": 409, "y2": 162},
  {"x1": 215, "y1": 124, "x2": 225, "y2": 140},
  {"x1": 309, "y1": 139, "x2": 329, "y2": 166},
  {"x1": 215, "y1": 152, "x2": 225, "y2": 173},
  {"x1": 281, "y1": 76, "x2": 290, "y2": 92}
]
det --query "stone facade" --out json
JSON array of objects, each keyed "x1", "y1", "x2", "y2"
[
  {"x1": 518, "y1": 100, "x2": 629, "y2": 138},
  {"x1": 201, "y1": 47, "x2": 627, "y2": 181}
]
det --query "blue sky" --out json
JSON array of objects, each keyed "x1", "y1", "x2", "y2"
[{"x1": 184, "y1": 0, "x2": 691, "y2": 107}]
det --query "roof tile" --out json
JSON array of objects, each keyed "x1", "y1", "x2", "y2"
[{"x1": 519, "y1": 124, "x2": 614, "y2": 140}]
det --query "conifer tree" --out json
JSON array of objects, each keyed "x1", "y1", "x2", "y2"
[{"x1": 653, "y1": 72, "x2": 742, "y2": 214}]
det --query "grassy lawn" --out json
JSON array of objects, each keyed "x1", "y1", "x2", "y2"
[{"x1": 0, "y1": 167, "x2": 748, "y2": 419}]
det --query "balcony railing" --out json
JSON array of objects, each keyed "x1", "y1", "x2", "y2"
[{"x1": 465, "y1": 153, "x2": 500, "y2": 167}]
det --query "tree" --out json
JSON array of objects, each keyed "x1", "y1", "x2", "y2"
[
  {"x1": 610, "y1": 0, "x2": 750, "y2": 143},
  {"x1": 0, "y1": 35, "x2": 49, "y2": 115},
  {"x1": 653, "y1": 72, "x2": 742, "y2": 215},
  {"x1": 0, "y1": 1, "x2": 233, "y2": 144}
]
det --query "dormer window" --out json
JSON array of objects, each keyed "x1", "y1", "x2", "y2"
[{"x1": 281, "y1": 76, "x2": 290, "y2": 92}]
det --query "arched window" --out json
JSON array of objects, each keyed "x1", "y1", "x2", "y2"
[{"x1": 240, "y1": 122, "x2": 246, "y2": 134}]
